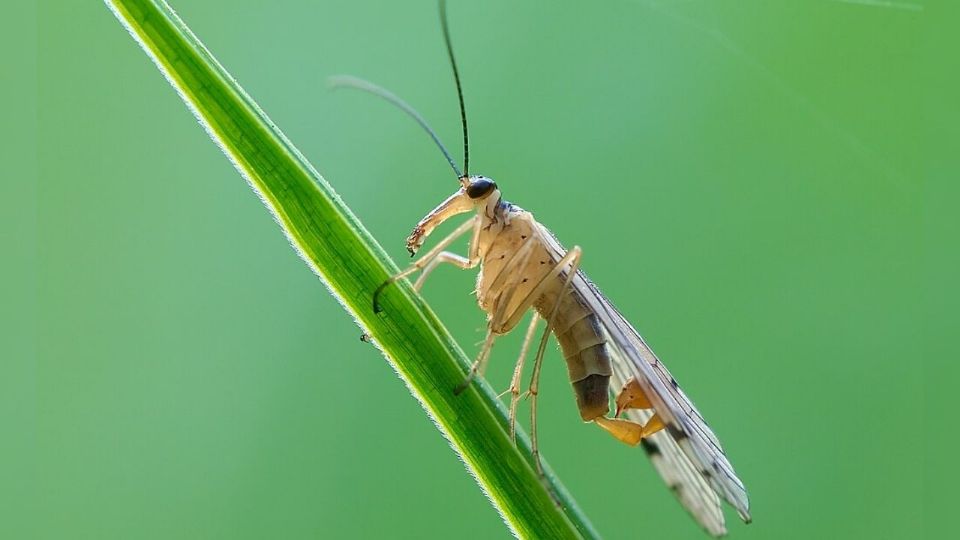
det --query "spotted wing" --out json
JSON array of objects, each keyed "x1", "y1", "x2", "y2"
[{"x1": 536, "y1": 225, "x2": 751, "y2": 536}]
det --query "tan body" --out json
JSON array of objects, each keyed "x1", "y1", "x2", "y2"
[
  {"x1": 474, "y1": 204, "x2": 612, "y2": 421},
  {"x1": 371, "y1": 173, "x2": 746, "y2": 535},
  {"x1": 382, "y1": 176, "x2": 665, "y2": 458}
]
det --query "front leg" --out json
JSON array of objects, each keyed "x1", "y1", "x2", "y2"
[
  {"x1": 413, "y1": 251, "x2": 476, "y2": 291},
  {"x1": 373, "y1": 216, "x2": 478, "y2": 312}
]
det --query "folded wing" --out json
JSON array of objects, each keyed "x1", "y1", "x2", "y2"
[{"x1": 537, "y1": 225, "x2": 751, "y2": 536}]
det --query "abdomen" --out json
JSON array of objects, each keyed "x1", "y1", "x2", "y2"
[{"x1": 537, "y1": 287, "x2": 612, "y2": 421}]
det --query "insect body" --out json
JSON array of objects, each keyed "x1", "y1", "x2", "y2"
[
  {"x1": 390, "y1": 174, "x2": 750, "y2": 537},
  {"x1": 404, "y1": 177, "x2": 627, "y2": 433},
  {"x1": 334, "y1": 1, "x2": 750, "y2": 535}
]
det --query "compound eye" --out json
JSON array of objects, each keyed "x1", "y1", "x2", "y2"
[{"x1": 466, "y1": 178, "x2": 497, "y2": 199}]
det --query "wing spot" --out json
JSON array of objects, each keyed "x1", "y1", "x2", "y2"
[
  {"x1": 640, "y1": 438, "x2": 661, "y2": 456},
  {"x1": 666, "y1": 423, "x2": 688, "y2": 440}
]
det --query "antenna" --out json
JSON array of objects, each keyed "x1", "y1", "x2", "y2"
[
  {"x1": 439, "y1": 0, "x2": 469, "y2": 177},
  {"x1": 328, "y1": 75, "x2": 463, "y2": 179}
]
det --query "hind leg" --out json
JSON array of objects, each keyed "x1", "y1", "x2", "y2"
[
  {"x1": 453, "y1": 236, "x2": 539, "y2": 395},
  {"x1": 505, "y1": 312, "x2": 541, "y2": 442},
  {"x1": 525, "y1": 247, "x2": 582, "y2": 476}
]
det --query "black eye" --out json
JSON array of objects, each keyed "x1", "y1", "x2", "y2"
[{"x1": 466, "y1": 178, "x2": 497, "y2": 199}]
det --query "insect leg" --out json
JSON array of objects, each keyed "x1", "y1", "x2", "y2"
[
  {"x1": 507, "y1": 312, "x2": 541, "y2": 443},
  {"x1": 373, "y1": 216, "x2": 478, "y2": 312},
  {"x1": 484, "y1": 244, "x2": 585, "y2": 471},
  {"x1": 412, "y1": 252, "x2": 472, "y2": 291},
  {"x1": 454, "y1": 329, "x2": 497, "y2": 394},
  {"x1": 492, "y1": 246, "x2": 583, "y2": 335},
  {"x1": 454, "y1": 237, "x2": 538, "y2": 395},
  {"x1": 523, "y1": 247, "x2": 583, "y2": 475}
]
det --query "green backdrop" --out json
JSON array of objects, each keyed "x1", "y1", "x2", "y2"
[{"x1": 13, "y1": 0, "x2": 955, "y2": 538}]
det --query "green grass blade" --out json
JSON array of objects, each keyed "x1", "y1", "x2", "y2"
[{"x1": 105, "y1": 1, "x2": 599, "y2": 538}]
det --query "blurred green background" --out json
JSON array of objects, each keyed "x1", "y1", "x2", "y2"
[{"x1": 12, "y1": 0, "x2": 955, "y2": 538}]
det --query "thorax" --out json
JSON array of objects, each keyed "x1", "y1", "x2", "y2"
[{"x1": 474, "y1": 201, "x2": 582, "y2": 332}]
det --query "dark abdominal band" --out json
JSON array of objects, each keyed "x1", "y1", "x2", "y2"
[
  {"x1": 556, "y1": 311, "x2": 613, "y2": 421},
  {"x1": 572, "y1": 372, "x2": 611, "y2": 421},
  {"x1": 536, "y1": 279, "x2": 613, "y2": 422}
]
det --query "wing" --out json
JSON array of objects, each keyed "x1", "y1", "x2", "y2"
[{"x1": 536, "y1": 224, "x2": 751, "y2": 536}]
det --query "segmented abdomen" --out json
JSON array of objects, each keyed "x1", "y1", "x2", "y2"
[{"x1": 537, "y1": 287, "x2": 612, "y2": 421}]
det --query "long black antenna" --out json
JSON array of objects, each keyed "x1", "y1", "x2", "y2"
[
  {"x1": 439, "y1": 0, "x2": 469, "y2": 178},
  {"x1": 328, "y1": 75, "x2": 463, "y2": 178}
]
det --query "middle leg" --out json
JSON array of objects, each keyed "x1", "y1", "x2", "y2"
[
  {"x1": 454, "y1": 234, "x2": 540, "y2": 394},
  {"x1": 506, "y1": 312, "x2": 541, "y2": 443},
  {"x1": 526, "y1": 247, "x2": 583, "y2": 476}
]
